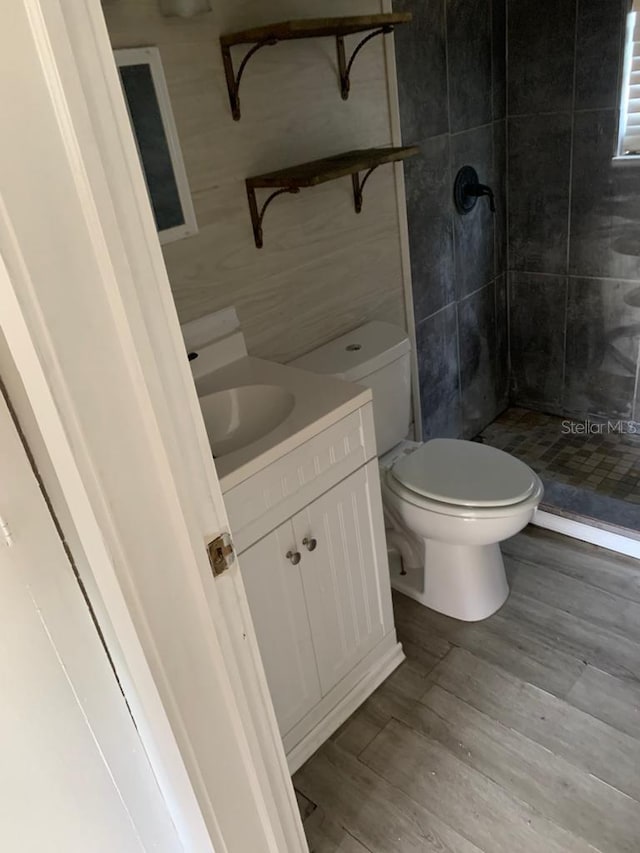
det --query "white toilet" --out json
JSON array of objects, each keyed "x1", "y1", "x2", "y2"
[{"x1": 292, "y1": 321, "x2": 543, "y2": 622}]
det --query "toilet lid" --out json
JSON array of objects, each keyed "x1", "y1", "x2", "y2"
[{"x1": 391, "y1": 439, "x2": 537, "y2": 507}]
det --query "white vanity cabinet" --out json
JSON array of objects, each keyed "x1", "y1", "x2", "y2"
[
  {"x1": 240, "y1": 522, "x2": 322, "y2": 736},
  {"x1": 293, "y1": 463, "x2": 386, "y2": 695},
  {"x1": 224, "y1": 403, "x2": 403, "y2": 773}
]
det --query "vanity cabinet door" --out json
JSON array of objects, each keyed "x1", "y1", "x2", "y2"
[
  {"x1": 293, "y1": 462, "x2": 389, "y2": 696},
  {"x1": 239, "y1": 522, "x2": 322, "y2": 736}
]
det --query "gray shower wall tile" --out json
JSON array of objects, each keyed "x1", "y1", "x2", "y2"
[
  {"x1": 446, "y1": 0, "x2": 492, "y2": 133},
  {"x1": 396, "y1": 0, "x2": 506, "y2": 439},
  {"x1": 507, "y1": 0, "x2": 576, "y2": 116},
  {"x1": 492, "y1": 0, "x2": 506, "y2": 121},
  {"x1": 495, "y1": 273, "x2": 509, "y2": 406},
  {"x1": 570, "y1": 109, "x2": 640, "y2": 281},
  {"x1": 575, "y1": 0, "x2": 626, "y2": 111},
  {"x1": 508, "y1": 112, "x2": 572, "y2": 274},
  {"x1": 509, "y1": 272, "x2": 567, "y2": 410},
  {"x1": 459, "y1": 282, "x2": 501, "y2": 437},
  {"x1": 451, "y1": 124, "x2": 495, "y2": 298},
  {"x1": 493, "y1": 119, "x2": 507, "y2": 276},
  {"x1": 393, "y1": 0, "x2": 449, "y2": 141},
  {"x1": 416, "y1": 304, "x2": 462, "y2": 439},
  {"x1": 501, "y1": 0, "x2": 640, "y2": 425},
  {"x1": 404, "y1": 136, "x2": 455, "y2": 323},
  {"x1": 564, "y1": 277, "x2": 640, "y2": 420}
]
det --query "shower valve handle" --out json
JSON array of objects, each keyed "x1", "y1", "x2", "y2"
[
  {"x1": 454, "y1": 165, "x2": 496, "y2": 215},
  {"x1": 464, "y1": 182, "x2": 496, "y2": 213}
]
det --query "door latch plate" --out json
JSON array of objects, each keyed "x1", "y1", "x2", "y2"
[{"x1": 207, "y1": 532, "x2": 235, "y2": 577}]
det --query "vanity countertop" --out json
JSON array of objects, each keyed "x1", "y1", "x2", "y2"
[{"x1": 195, "y1": 355, "x2": 371, "y2": 491}]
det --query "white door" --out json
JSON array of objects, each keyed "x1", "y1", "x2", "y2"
[
  {"x1": 241, "y1": 523, "x2": 322, "y2": 735},
  {"x1": 0, "y1": 2, "x2": 308, "y2": 851},
  {"x1": 294, "y1": 464, "x2": 387, "y2": 695},
  {"x1": 0, "y1": 389, "x2": 181, "y2": 852}
]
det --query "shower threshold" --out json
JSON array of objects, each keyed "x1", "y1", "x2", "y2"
[{"x1": 477, "y1": 407, "x2": 640, "y2": 558}]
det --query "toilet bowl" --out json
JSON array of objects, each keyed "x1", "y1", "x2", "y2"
[
  {"x1": 380, "y1": 439, "x2": 543, "y2": 620},
  {"x1": 291, "y1": 321, "x2": 543, "y2": 622}
]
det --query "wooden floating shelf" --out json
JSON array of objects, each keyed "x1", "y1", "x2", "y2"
[
  {"x1": 245, "y1": 145, "x2": 420, "y2": 248},
  {"x1": 220, "y1": 14, "x2": 412, "y2": 46},
  {"x1": 246, "y1": 146, "x2": 419, "y2": 188},
  {"x1": 220, "y1": 14, "x2": 412, "y2": 120}
]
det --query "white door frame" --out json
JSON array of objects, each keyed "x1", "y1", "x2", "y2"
[{"x1": 0, "y1": 1, "x2": 306, "y2": 851}]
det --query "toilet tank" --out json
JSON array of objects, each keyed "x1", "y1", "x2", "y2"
[{"x1": 291, "y1": 322, "x2": 412, "y2": 455}]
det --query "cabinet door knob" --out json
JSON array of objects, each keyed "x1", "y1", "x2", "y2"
[
  {"x1": 302, "y1": 537, "x2": 317, "y2": 552},
  {"x1": 286, "y1": 550, "x2": 302, "y2": 565}
]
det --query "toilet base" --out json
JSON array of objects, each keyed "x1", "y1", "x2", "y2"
[{"x1": 390, "y1": 540, "x2": 509, "y2": 622}]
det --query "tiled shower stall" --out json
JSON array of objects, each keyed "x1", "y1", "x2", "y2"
[{"x1": 394, "y1": 0, "x2": 640, "y2": 534}]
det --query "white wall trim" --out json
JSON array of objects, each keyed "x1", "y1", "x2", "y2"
[{"x1": 534, "y1": 509, "x2": 640, "y2": 559}]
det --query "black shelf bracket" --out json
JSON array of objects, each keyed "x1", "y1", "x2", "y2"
[
  {"x1": 246, "y1": 185, "x2": 301, "y2": 248},
  {"x1": 245, "y1": 146, "x2": 419, "y2": 248},
  {"x1": 351, "y1": 165, "x2": 379, "y2": 213},
  {"x1": 220, "y1": 17, "x2": 407, "y2": 120},
  {"x1": 336, "y1": 26, "x2": 393, "y2": 100},
  {"x1": 245, "y1": 163, "x2": 381, "y2": 248},
  {"x1": 221, "y1": 39, "x2": 278, "y2": 121}
]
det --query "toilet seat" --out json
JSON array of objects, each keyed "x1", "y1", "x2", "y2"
[
  {"x1": 391, "y1": 438, "x2": 538, "y2": 508},
  {"x1": 384, "y1": 466, "x2": 543, "y2": 520}
]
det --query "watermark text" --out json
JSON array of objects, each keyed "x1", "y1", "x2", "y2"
[{"x1": 561, "y1": 419, "x2": 640, "y2": 435}]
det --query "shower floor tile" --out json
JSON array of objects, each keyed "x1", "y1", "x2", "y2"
[{"x1": 477, "y1": 408, "x2": 640, "y2": 503}]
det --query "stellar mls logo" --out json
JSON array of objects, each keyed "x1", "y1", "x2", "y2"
[{"x1": 561, "y1": 419, "x2": 640, "y2": 435}]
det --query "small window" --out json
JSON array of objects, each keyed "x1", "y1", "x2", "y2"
[
  {"x1": 115, "y1": 47, "x2": 198, "y2": 244},
  {"x1": 619, "y1": 1, "x2": 640, "y2": 157}
]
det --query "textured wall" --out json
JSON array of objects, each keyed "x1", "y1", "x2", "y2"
[
  {"x1": 393, "y1": 0, "x2": 508, "y2": 440},
  {"x1": 507, "y1": 0, "x2": 640, "y2": 420},
  {"x1": 104, "y1": 0, "x2": 408, "y2": 363}
]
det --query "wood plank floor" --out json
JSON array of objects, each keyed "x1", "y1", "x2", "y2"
[{"x1": 293, "y1": 526, "x2": 640, "y2": 853}]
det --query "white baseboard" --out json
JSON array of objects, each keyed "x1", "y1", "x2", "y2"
[
  {"x1": 533, "y1": 509, "x2": 640, "y2": 559},
  {"x1": 285, "y1": 639, "x2": 405, "y2": 774}
]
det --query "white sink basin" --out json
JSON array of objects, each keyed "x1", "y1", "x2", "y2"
[{"x1": 199, "y1": 384, "x2": 295, "y2": 457}]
